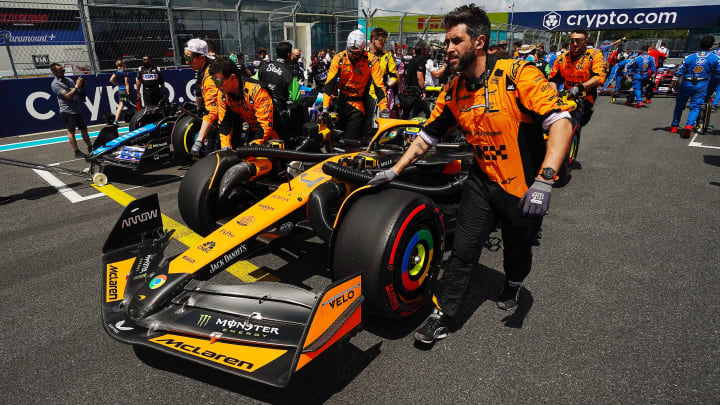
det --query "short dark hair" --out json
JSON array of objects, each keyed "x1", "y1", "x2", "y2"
[
  {"x1": 258, "y1": 47, "x2": 267, "y2": 55},
  {"x1": 571, "y1": 29, "x2": 589, "y2": 39},
  {"x1": 203, "y1": 37, "x2": 217, "y2": 54},
  {"x1": 371, "y1": 27, "x2": 388, "y2": 40},
  {"x1": 209, "y1": 56, "x2": 240, "y2": 78},
  {"x1": 488, "y1": 44, "x2": 498, "y2": 51},
  {"x1": 442, "y1": 3, "x2": 491, "y2": 51},
  {"x1": 640, "y1": 44, "x2": 650, "y2": 52},
  {"x1": 549, "y1": 45, "x2": 557, "y2": 52},
  {"x1": 50, "y1": 63, "x2": 63, "y2": 72},
  {"x1": 276, "y1": 41, "x2": 292, "y2": 59},
  {"x1": 513, "y1": 41, "x2": 522, "y2": 48},
  {"x1": 415, "y1": 41, "x2": 430, "y2": 53},
  {"x1": 699, "y1": 35, "x2": 715, "y2": 51}
]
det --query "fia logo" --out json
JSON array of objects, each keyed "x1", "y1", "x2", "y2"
[{"x1": 543, "y1": 12, "x2": 561, "y2": 31}]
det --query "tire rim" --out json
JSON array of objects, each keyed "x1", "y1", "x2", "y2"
[
  {"x1": 399, "y1": 228, "x2": 434, "y2": 300},
  {"x1": 568, "y1": 133, "x2": 579, "y2": 164},
  {"x1": 183, "y1": 121, "x2": 197, "y2": 153}
]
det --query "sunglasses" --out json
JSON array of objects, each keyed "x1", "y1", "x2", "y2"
[
  {"x1": 212, "y1": 75, "x2": 231, "y2": 87},
  {"x1": 570, "y1": 38, "x2": 586, "y2": 44}
]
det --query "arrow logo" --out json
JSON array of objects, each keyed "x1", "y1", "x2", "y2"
[{"x1": 115, "y1": 320, "x2": 134, "y2": 331}]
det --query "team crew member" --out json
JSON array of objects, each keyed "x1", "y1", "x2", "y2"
[
  {"x1": 135, "y1": 56, "x2": 165, "y2": 107},
  {"x1": 369, "y1": 28, "x2": 399, "y2": 117},
  {"x1": 210, "y1": 57, "x2": 278, "y2": 148},
  {"x1": 644, "y1": 45, "x2": 667, "y2": 104},
  {"x1": 256, "y1": 41, "x2": 302, "y2": 137},
  {"x1": 624, "y1": 45, "x2": 656, "y2": 108},
  {"x1": 50, "y1": 63, "x2": 92, "y2": 158},
  {"x1": 369, "y1": 4, "x2": 573, "y2": 344},
  {"x1": 670, "y1": 36, "x2": 719, "y2": 138},
  {"x1": 548, "y1": 29, "x2": 606, "y2": 128},
  {"x1": 322, "y1": 30, "x2": 388, "y2": 141},
  {"x1": 109, "y1": 59, "x2": 131, "y2": 126},
  {"x1": 184, "y1": 39, "x2": 219, "y2": 158},
  {"x1": 602, "y1": 55, "x2": 630, "y2": 95},
  {"x1": 399, "y1": 41, "x2": 432, "y2": 119}
]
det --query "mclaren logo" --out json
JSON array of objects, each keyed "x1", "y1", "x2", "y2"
[
  {"x1": 152, "y1": 337, "x2": 255, "y2": 371},
  {"x1": 197, "y1": 314, "x2": 212, "y2": 327},
  {"x1": 121, "y1": 209, "x2": 158, "y2": 229}
]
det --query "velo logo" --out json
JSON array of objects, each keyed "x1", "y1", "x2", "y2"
[{"x1": 543, "y1": 12, "x2": 562, "y2": 30}]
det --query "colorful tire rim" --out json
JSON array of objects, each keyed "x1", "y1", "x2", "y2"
[
  {"x1": 399, "y1": 228, "x2": 434, "y2": 301},
  {"x1": 149, "y1": 274, "x2": 167, "y2": 289},
  {"x1": 568, "y1": 133, "x2": 579, "y2": 165}
]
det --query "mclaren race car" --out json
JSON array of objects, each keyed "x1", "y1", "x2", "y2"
[{"x1": 102, "y1": 118, "x2": 473, "y2": 386}]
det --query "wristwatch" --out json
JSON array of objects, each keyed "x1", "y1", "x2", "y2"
[{"x1": 540, "y1": 167, "x2": 556, "y2": 181}]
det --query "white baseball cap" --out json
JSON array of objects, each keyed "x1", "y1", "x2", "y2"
[
  {"x1": 184, "y1": 38, "x2": 215, "y2": 59},
  {"x1": 346, "y1": 30, "x2": 366, "y2": 51}
]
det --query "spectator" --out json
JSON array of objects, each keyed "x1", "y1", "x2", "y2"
[
  {"x1": 512, "y1": 41, "x2": 522, "y2": 58},
  {"x1": 50, "y1": 63, "x2": 92, "y2": 158},
  {"x1": 498, "y1": 40, "x2": 507, "y2": 52},
  {"x1": 229, "y1": 51, "x2": 238, "y2": 64}
]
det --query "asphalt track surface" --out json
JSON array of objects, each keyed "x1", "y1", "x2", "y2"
[{"x1": 1, "y1": 96, "x2": 719, "y2": 404}]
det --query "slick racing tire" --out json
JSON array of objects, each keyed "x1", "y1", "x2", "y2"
[
  {"x1": 333, "y1": 189, "x2": 444, "y2": 319},
  {"x1": 178, "y1": 150, "x2": 243, "y2": 236},
  {"x1": 171, "y1": 115, "x2": 200, "y2": 161}
]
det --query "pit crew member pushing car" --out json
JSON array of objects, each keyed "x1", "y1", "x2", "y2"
[
  {"x1": 135, "y1": 56, "x2": 165, "y2": 107},
  {"x1": 184, "y1": 39, "x2": 220, "y2": 158},
  {"x1": 322, "y1": 30, "x2": 389, "y2": 141},
  {"x1": 670, "y1": 36, "x2": 719, "y2": 138},
  {"x1": 210, "y1": 57, "x2": 279, "y2": 148},
  {"x1": 548, "y1": 29, "x2": 606, "y2": 128},
  {"x1": 707, "y1": 47, "x2": 720, "y2": 112},
  {"x1": 624, "y1": 46, "x2": 656, "y2": 108},
  {"x1": 369, "y1": 4, "x2": 573, "y2": 344}
]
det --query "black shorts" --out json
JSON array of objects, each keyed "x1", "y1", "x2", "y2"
[{"x1": 61, "y1": 112, "x2": 87, "y2": 133}]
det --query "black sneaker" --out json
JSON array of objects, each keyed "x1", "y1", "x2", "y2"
[
  {"x1": 497, "y1": 280, "x2": 522, "y2": 311},
  {"x1": 74, "y1": 149, "x2": 87, "y2": 159},
  {"x1": 413, "y1": 308, "x2": 448, "y2": 344}
]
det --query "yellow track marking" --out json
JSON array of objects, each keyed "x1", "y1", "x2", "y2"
[{"x1": 93, "y1": 184, "x2": 278, "y2": 282}]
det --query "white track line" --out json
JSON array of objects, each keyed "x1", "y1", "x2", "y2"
[
  {"x1": 32, "y1": 169, "x2": 104, "y2": 203},
  {"x1": 688, "y1": 132, "x2": 720, "y2": 150}
]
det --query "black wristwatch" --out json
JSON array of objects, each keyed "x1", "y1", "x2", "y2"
[{"x1": 540, "y1": 167, "x2": 556, "y2": 181}]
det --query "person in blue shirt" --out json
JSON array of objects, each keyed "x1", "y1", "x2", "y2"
[
  {"x1": 50, "y1": 63, "x2": 92, "y2": 158},
  {"x1": 544, "y1": 45, "x2": 557, "y2": 69},
  {"x1": 670, "y1": 36, "x2": 720, "y2": 138},
  {"x1": 624, "y1": 45, "x2": 656, "y2": 108},
  {"x1": 109, "y1": 59, "x2": 131, "y2": 126},
  {"x1": 598, "y1": 36, "x2": 626, "y2": 61},
  {"x1": 603, "y1": 54, "x2": 630, "y2": 94}
]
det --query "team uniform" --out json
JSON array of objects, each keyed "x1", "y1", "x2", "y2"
[
  {"x1": 549, "y1": 48, "x2": 606, "y2": 126},
  {"x1": 195, "y1": 64, "x2": 222, "y2": 151},
  {"x1": 137, "y1": 65, "x2": 165, "y2": 107},
  {"x1": 323, "y1": 50, "x2": 387, "y2": 140},
  {"x1": 671, "y1": 51, "x2": 720, "y2": 128},
  {"x1": 707, "y1": 49, "x2": 720, "y2": 108},
  {"x1": 256, "y1": 59, "x2": 301, "y2": 137},
  {"x1": 624, "y1": 53, "x2": 656, "y2": 105},
  {"x1": 218, "y1": 78, "x2": 278, "y2": 148},
  {"x1": 603, "y1": 58, "x2": 631, "y2": 93},
  {"x1": 544, "y1": 52, "x2": 557, "y2": 71},
  {"x1": 418, "y1": 57, "x2": 571, "y2": 317}
]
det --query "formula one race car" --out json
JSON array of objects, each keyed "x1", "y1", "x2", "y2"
[
  {"x1": 88, "y1": 103, "x2": 181, "y2": 184},
  {"x1": 654, "y1": 65, "x2": 678, "y2": 97},
  {"x1": 101, "y1": 118, "x2": 472, "y2": 386}
]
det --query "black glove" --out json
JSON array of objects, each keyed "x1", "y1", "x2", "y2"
[
  {"x1": 320, "y1": 107, "x2": 330, "y2": 123},
  {"x1": 367, "y1": 168, "x2": 397, "y2": 186},
  {"x1": 379, "y1": 109, "x2": 390, "y2": 118},
  {"x1": 520, "y1": 179, "x2": 554, "y2": 217},
  {"x1": 190, "y1": 139, "x2": 203, "y2": 158},
  {"x1": 569, "y1": 84, "x2": 584, "y2": 99}
]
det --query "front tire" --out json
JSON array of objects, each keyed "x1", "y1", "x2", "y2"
[
  {"x1": 178, "y1": 151, "x2": 242, "y2": 235},
  {"x1": 171, "y1": 115, "x2": 200, "y2": 161},
  {"x1": 333, "y1": 189, "x2": 444, "y2": 319}
]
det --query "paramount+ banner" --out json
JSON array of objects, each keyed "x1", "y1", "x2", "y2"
[
  {"x1": 0, "y1": 69, "x2": 195, "y2": 137},
  {"x1": 513, "y1": 5, "x2": 720, "y2": 31}
]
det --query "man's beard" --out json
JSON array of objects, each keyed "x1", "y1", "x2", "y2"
[{"x1": 454, "y1": 48, "x2": 475, "y2": 73}]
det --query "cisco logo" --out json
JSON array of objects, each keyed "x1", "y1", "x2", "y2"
[{"x1": 543, "y1": 11, "x2": 561, "y2": 30}]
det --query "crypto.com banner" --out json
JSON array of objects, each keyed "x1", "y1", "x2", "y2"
[{"x1": 513, "y1": 5, "x2": 720, "y2": 31}]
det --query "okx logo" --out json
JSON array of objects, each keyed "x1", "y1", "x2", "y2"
[
  {"x1": 197, "y1": 314, "x2": 212, "y2": 327},
  {"x1": 543, "y1": 11, "x2": 561, "y2": 30}
]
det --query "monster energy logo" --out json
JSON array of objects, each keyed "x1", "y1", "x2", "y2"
[{"x1": 197, "y1": 314, "x2": 212, "y2": 327}]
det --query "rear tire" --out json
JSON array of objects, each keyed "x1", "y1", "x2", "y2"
[
  {"x1": 178, "y1": 151, "x2": 242, "y2": 235},
  {"x1": 333, "y1": 189, "x2": 444, "y2": 319}
]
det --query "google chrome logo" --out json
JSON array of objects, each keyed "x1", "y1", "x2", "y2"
[{"x1": 149, "y1": 274, "x2": 167, "y2": 289}]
